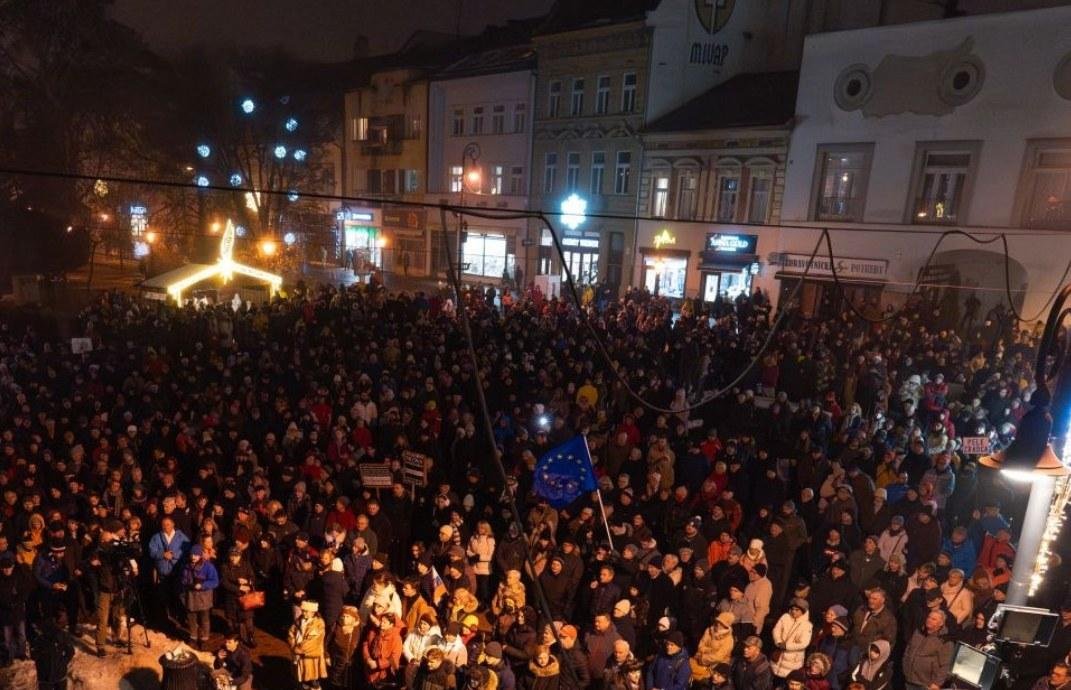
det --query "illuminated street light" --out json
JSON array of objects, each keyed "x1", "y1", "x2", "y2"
[
  {"x1": 99, "y1": 213, "x2": 111, "y2": 222},
  {"x1": 466, "y1": 170, "x2": 481, "y2": 187},
  {"x1": 259, "y1": 238, "x2": 278, "y2": 257},
  {"x1": 560, "y1": 194, "x2": 587, "y2": 231},
  {"x1": 144, "y1": 230, "x2": 159, "y2": 244},
  {"x1": 133, "y1": 242, "x2": 150, "y2": 258}
]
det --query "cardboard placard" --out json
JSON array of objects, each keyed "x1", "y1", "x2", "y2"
[
  {"x1": 401, "y1": 450, "x2": 430, "y2": 487},
  {"x1": 71, "y1": 337, "x2": 93, "y2": 354},
  {"x1": 359, "y1": 463, "x2": 393, "y2": 488},
  {"x1": 960, "y1": 436, "x2": 991, "y2": 455}
]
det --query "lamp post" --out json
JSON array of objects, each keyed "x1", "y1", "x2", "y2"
[
  {"x1": 980, "y1": 283, "x2": 1071, "y2": 605},
  {"x1": 457, "y1": 142, "x2": 481, "y2": 285}
]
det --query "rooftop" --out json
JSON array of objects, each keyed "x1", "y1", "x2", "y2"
[
  {"x1": 535, "y1": 0, "x2": 661, "y2": 36},
  {"x1": 644, "y1": 71, "x2": 800, "y2": 134}
]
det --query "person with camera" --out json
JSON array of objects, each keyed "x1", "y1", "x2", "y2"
[
  {"x1": 86, "y1": 519, "x2": 134, "y2": 657},
  {"x1": 181, "y1": 543, "x2": 220, "y2": 650},
  {"x1": 214, "y1": 632, "x2": 254, "y2": 690}
]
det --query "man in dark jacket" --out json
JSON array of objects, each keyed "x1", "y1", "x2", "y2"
[
  {"x1": 646, "y1": 631, "x2": 691, "y2": 690},
  {"x1": 589, "y1": 564, "x2": 622, "y2": 616},
  {"x1": 406, "y1": 647, "x2": 457, "y2": 690},
  {"x1": 308, "y1": 549, "x2": 347, "y2": 634},
  {"x1": 903, "y1": 610, "x2": 953, "y2": 690},
  {"x1": 0, "y1": 554, "x2": 33, "y2": 664},
  {"x1": 214, "y1": 633, "x2": 254, "y2": 690},
  {"x1": 538, "y1": 555, "x2": 573, "y2": 619},
  {"x1": 482, "y1": 642, "x2": 515, "y2": 690},
  {"x1": 31, "y1": 610, "x2": 75, "y2": 690},
  {"x1": 584, "y1": 614, "x2": 622, "y2": 690},
  {"x1": 732, "y1": 635, "x2": 772, "y2": 690},
  {"x1": 557, "y1": 625, "x2": 591, "y2": 690}
]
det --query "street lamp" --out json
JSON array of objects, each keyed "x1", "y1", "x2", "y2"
[
  {"x1": 259, "y1": 238, "x2": 278, "y2": 257},
  {"x1": 456, "y1": 142, "x2": 481, "y2": 281},
  {"x1": 979, "y1": 284, "x2": 1071, "y2": 605}
]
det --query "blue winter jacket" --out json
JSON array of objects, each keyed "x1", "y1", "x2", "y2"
[{"x1": 646, "y1": 648, "x2": 691, "y2": 690}]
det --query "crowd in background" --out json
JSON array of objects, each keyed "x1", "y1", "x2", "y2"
[{"x1": 0, "y1": 279, "x2": 1068, "y2": 690}]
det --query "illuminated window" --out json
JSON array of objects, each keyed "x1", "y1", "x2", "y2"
[
  {"x1": 716, "y1": 173, "x2": 740, "y2": 222},
  {"x1": 450, "y1": 165, "x2": 463, "y2": 193},
  {"x1": 1021, "y1": 140, "x2": 1071, "y2": 228},
  {"x1": 813, "y1": 144, "x2": 874, "y2": 222},
  {"x1": 910, "y1": 143, "x2": 978, "y2": 225},
  {"x1": 652, "y1": 175, "x2": 670, "y2": 217},
  {"x1": 491, "y1": 165, "x2": 504, "y2": 195}
]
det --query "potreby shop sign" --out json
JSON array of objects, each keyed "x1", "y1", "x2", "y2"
[{"x1": 778, "y1": 253, "x2": 889, "y2": 281}]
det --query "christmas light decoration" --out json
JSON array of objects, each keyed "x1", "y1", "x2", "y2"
[
  {"x1": 1029, "y1": 421, "x2": 1071, "y2": 597},
  {"x1": 287, "y1": 191, "x2": 299, "y2": 202},
  {"x1": 164, "y1": 220, "x2": 281, "y2": 304},
  {"x1": 197, "y1": 144, "x2": 211, "y2": 158},
  {"x1": 195, "y1": 175, "x2": 210, "y2": 187},
  {"x1": 240, "y1": 98, "x2": 255, "y2": 114},
  {"x1": 284, "y1": 117, "x2": 298, "y2": 132},
  {"x1": 273, "y1": 145, "x2": 287, "y2": 159},
  {"x1": 293, "y1": 149, "x2": 307, "y2": 162},
  {"x1": 229, "y1": 173, "x2": 243, "y2": 187},
  {"x1": 283, "y1": 232, "x2": 296, "y2": 246}
]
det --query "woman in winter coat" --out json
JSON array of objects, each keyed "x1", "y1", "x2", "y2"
[
  {"x1": 219, "y1": 546, "x2": 257, "y2": 646},
  {"x1": 289, "y1": 600, "x2": 329, "y2": 690},
  {"x1": 403, "y1": 612, "x2": 443, "y2": 663},
  {"x1": 363, "y1": 611, "x2": 404, "y2": 686},
  {"x1": 181, "y1": 544, "x2": 220, "y2": 648},
  {"x1": 689, "y1": 611, "x2": 734, "y2": 683},
  {"x1": 526, "y1": 645, "x2": 561, "y2": 690},
  {"x1": 466, "y1": 521, "x2": 496, "y2": 603},
  {"x1": 492, "y1": 569, "x2": 527, "y2": 616},
  {"x1": 848, "y1": 640, "x2": 893, "y2": 690},
  {"x1": 327, "y1": 605, "x2": 362, "y2": 690},
  {"x1": 360, "y1": 571, "x2": 403, "y2": 626},
  {"x1": 770, "y1": 599, "x2": 815, "y2": 678}
]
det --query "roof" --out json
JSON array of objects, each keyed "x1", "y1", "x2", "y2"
[
  {"x1": 140, "y1": 264, "x2": 214, "y2": 290},
  {"x1": 434, "y1": 44, "x2": 536, "y2": 80},
  {"x1": 644, "y1": 71, "x2": 800, "y2": 134},
  {"x1": 536, "y1": 0, "x2": 661, "y2": 36}
]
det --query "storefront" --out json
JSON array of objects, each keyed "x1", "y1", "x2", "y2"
[
  {"x1": 462, "y1": 232, "x2": 515, "y2": 280},
  {"x1": 775, "y1": 252, "x2": 889, "y2": 318},
  {"x1": 338, "y1": 208, "x2": 381, "y2": 274},
  {"x1": 699, "y1": 232, "x2": 760, "y2": 302},
  {"x1": 382, "y1": 206, "x2": 428, "y2": 276}
]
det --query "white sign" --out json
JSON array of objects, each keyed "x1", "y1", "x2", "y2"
[
  {"x1": 778, "y1": 253, "x2": 889, "y2": 282},
  {"x1": 70, "y1": 338, "x2": 93, "y2": 354},
  {"x1": 960, "y1": 436, "x2": 991, "y2": 455}
]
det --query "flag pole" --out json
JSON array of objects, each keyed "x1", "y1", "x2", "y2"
[{"x1": 581, "y1": 434, "x2": 615, "y2": 552}]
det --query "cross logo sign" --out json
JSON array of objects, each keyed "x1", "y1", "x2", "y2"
[{"x1": 695, "y1": 0, "x2": 736, "y2": 34}]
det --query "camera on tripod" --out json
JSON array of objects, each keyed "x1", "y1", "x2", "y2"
[{"x1": 103, "y1": 538, "x2": 142, "y2": 579}]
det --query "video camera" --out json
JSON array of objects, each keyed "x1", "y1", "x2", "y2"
[{"x1": 102, "y1": 537, "x2": 142, "y2": 578}]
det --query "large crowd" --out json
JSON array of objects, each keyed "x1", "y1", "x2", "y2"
[{"x1": 0, "y1": 280, "x2": 1069, "y2": 690}]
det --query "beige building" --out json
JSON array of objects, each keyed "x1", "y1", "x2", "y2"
[{"x1": 341, "y1": 67, "x2": 431, "y2": 277}]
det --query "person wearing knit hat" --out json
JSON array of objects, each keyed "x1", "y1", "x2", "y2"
[
  {"x1": 770, "y1": 591, "x2": 814, "y2": 678},
  {"x1": 786, "y1": 668, "x2": 808, "y2": 690},
  {"x1": 289, "y1": 598, "x2": 329, "y2": 689},
  {"x1": 691, "y1": 610, "x2": 736, "y2": 682},
  {"x1": 831, "y1": 616, "x2": 850, "y2": 633}
]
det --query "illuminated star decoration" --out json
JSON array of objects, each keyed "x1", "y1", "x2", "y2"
[
  {"x1": 229, "y1": 173, "x2": 243, "y2": 187},
  {"x1": 164, "y1": 219, "x2": 281, "y2": 304},
  {"x1": 235, "y1": 225, "x2": 247, "y2": 237},
  {"x1": 560, "y1": 193, "x2": 587, "y2": 231},
  {"x1": 284, "y1": 117, "x2": 298, "y2": 132},
  {"x1": 273, "y1": 145, "x2": 287, "y2": 159},
  {"x1": 287, "y1": 191, "x2": 299, "y2": 202},
  {"x1": 240, "y1": 98, "x2": 255, "y2": 114},
  {"x1": 283, "y1": 232, "x2": 297, "y2": 246},
  {"x1": 293, "y1": 149, "x2": 307, "y2": 162},
  {"x1": 196, "y1": 144, "x2": 211, "y2": 158},
  {"x1": 194, "y1": 175, "x2": 210, "y2": 188}
]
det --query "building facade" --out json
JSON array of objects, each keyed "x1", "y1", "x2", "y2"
[
  {"x1": 426, "y1": 47, "x2": 536, "y2": 285},
  {"x1": 341, "y1": 67, "x2": 430, "y2": 277},
  {"x1": 777, "y1": 4, "x2": 1071, "y2": 320}
]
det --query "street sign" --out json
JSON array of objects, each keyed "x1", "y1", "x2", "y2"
[
  {"x1": 359, "y1": 463, "x2": 394, "y2": 488},
  {"x1": 401, "y1": 451, "x2": 430, "y2": 487},
  {"x1": 961, "y1": 436, "x2": 991, "y2": 455}
]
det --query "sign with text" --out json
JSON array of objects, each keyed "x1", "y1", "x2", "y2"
[
  {"x1": 706, "y1": 233, "x2": 758, "y2": 254},
  {"x1": 358, "y1": 463, "x2": 394, "y2": 488},
  {"x1": 383, "y1": 206, "x2": 426, "y2": 231},
  {"x1": 960, "y1": 436, "x2": 991, "y2": 455},
  {"x1": 777, "y1": 253, "x2": 889, "y2": 282},
  {"x1": 70, "y1": 338, "x2": 93, "y2": 354},
  {"x1": 401, "y1": 450, "x2": 430, "y2": 487}
]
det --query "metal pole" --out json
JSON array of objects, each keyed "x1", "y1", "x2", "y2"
[
  {"x1": 579, "y1": 433, "x2": 615, "y2": 551},
  {"x1": 1007, "y1": 475, "x2": 1056, "y2": 605}
]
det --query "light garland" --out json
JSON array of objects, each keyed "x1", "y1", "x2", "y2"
[
  {"x1": 163, "y1": 219, "x2": 282, "y2": 304},
  {"x1": 1028, "y1": 422, "x2": 1071, "y2": 597}
]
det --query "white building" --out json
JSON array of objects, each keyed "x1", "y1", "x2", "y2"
[
  {"x1": 426, "y1": 46, "x2": 536, "y2": 284},
  {"x1": 773, "y1": 5, "x2": 1071, "y2": 321}
]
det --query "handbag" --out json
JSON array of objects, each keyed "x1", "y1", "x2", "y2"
[{"x1": 240, "y1": 590, "x2": 266, "y2": 610}]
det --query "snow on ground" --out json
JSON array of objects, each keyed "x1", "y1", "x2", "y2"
[{"x1": 1, "y1": 626, "x2": 216, "y2": 690}]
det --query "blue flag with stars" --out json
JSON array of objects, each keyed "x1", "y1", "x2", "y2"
[{"x1": 533, "y1": 435, "x2": 597, "y2": 508}]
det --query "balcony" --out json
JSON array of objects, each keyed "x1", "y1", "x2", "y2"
[{"x1": 360, "y1": 139, "x2": 403, "y2": 156}]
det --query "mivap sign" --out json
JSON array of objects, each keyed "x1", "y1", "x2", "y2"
[
  {"x1": 690, "y1": 0, "x2": 736, "y2": 69},
  {"x1": 777, "y1": 253, "x2": 889, "y2": 281}
]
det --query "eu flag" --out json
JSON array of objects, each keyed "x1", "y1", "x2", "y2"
[{"x1": 533, "y1": 435, "x2": 597, "y2": 508}]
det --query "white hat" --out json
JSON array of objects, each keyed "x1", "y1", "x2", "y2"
[
  {"x1": 613, "y1": 600, "x2": 631, "y2": 617},
  {"x1": 748, "y1": 539, "x2": 764, "y2": 552},
  {"x1": 300, "y1": 600, "x2": 320, "y2": 613}
]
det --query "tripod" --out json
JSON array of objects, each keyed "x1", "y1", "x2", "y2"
[{"x1": 117, "y1": 572, "x2": 151, "y2": 654}]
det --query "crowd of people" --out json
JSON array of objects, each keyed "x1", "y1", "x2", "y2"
[{"x1": 0, "y1": 279, "x2": 1069, "y2": 690}]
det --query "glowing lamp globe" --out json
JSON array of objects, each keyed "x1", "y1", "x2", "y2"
[
  {"x1": 561, "y1": 194, "x2": 587, "y2": 230},
  {"x1": 274, "y1": 145, "x2": 287, "y2": 159},
  {"x1": 240, "y1": 98, "x2": 255, "y2": 114},
  {"x1": 133, "y1": 242, "x2": 150, "y2": 258}
]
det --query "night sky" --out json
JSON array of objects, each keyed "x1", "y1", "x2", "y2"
[{"x1": 112, "y1": 0, "x2": 555, "y2": 62}]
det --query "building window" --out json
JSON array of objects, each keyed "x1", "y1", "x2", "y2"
[
  {"x1": 491, "y1": 165, "x2": 504, "y2": 195},
  {"x1": 1020, "y1": 140, "x2": 1071, "y2": 228},
  {"x1": 910, "y1": 142, "x2": 978, "y2": 224},
  {"x1": 643, "y1": 254, "x2": 687, "y2": 298},
  {"x1": 450, "y1": 165, "x2": 463, "y2": 193},
  {"x1": 615, "y1": 151, "x2": 632, "y2": 194},
  {"x1": 471, "y1": 107, "x2": 484, "y2": 135},
  {"x1": 405, "y1": 170, "x2": 420, "y2": 193},
  {"x1": 407, "y1": 115, "x2": 422, "y2": 139},
  {"x1": 813, "y1": 144, "x2": 874, "y2": 222},
  {"x1": 513, "y1": 103, "x2": 526, "y2": 133},
  {"x1": 622, "y1": 73, "x2": 637, "y2": 113},
  {"x1": 451, "y1": 110, "x2": 464, "y2": 136},
  {"x1": 353, "y1": 117, "x2": 369, "y2": 141},
  {"x1": 548, "y1": 81, "x2": 561, "y2": 118},
  {"x1": 510, "y1": 166, "x2": 524, "y2": 195},
  {"x1": 544, "y1": 152, "x2": 558, "y2": 194},
  {"x1": 383, "y1": 169, "x2": 398, "y2": 194},
  {"x1": 716, "y1": 173, "x2": 740, "y2": 222},
  {"x1": 566, "y1": 152, "x2": 580, "y2": 190},
  {"x1": 492, "y1": 105, "x2": 505, "y2": 134},
  {"x1": 571, "y1": 78, "x2": 585, "y2": 116},
  {"x1": 596, "y1": 75, "x2": 611, "y2": 115},
  {"x1": 677, "y1": 169, "x2": 699, "y2": 220},
  {"x1": 747, "y1": 169, "x2": 773, "y2": 223},
  {"x1": 591, "y1": 152, "x2": 606, "y2": 196},
  {"x1": 367, "y1": 169, "x2": 382, "y2": 194},
  {"x1": 652, "y1": 174, "x2": 670, "y2": 217},
  {"x1": 463, "y1": 233, "x2": 514, "y2": 278}
]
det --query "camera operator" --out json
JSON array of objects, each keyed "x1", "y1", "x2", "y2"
[{"x1": 86, "y1": 519, "x2": 137, "y2": 657}]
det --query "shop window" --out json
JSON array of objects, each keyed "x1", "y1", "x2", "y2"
[
  {"x1": 651, "y1": 174, "x2": 670, "y2": 217},
  {"x1": 463, "y1": 233, "x2": 514, "y2": 278},
  {"x1": 812, "y1": 144, "x2": 874, "y2": 222},
  {"x1": 643, "y1": 254, "x2": 687, "y2": 298},
  {"x1": 909, "y1": 142, "x2": 979, "y2": 224},
  {"x1": 1019, "y1": 141, "x2": 1071, "y2": 228}
]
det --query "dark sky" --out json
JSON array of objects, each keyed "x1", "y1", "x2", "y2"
[{"x1": 112, "y1": 0, "x2": 554, "y2": 62}]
